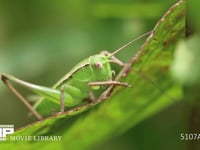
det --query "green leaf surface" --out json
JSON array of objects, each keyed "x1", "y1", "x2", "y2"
[{"x1": 0, "y1": 0, "x2": 185, "y2": 149}]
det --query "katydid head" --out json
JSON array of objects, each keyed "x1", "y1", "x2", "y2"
[
  {"x1": 89, "y1": 55, "x2": 108, "y2": 68},
  {"x1": 108, "y1": 31, "x2": 152, "y2": 58},
  {"x1": 94, "y1": 61, "x2": 103, "y2": 69},
  {"x1": 89, "y1": 55, "x2": 112, "y2": 81}
]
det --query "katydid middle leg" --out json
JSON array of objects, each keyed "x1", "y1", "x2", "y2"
[
  {"x1": 59, "y1": 83, "x2": 84, "y2": 113},
  {"x1": 60, "y1": 84, "x2": 66, "y2": 113}
]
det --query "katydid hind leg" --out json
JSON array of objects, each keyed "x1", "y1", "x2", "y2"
[{"x1": 1, "y1": 74, "x2": 43, "y2": 120}]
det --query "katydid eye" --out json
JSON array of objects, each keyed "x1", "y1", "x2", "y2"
[{"x1": 94, "y1": 61, "x2": 103, "y2": 68}]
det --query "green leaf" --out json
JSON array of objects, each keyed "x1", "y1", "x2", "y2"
[{"x1": 0, "y1": 0, "x2": 185, "y2": 149}]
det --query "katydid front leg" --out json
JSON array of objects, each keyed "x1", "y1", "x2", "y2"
[
  {"x1": 88, "y1": 81, "x2": 132, "y2": 87},
  {"x1": 101, "y1": 51, "x2": 125, "y2": 67},
  {"x1": 88, "y1": 81, "x2": 132, "y2": 101}
]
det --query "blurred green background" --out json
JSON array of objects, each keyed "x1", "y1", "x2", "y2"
[{"x1": 0, "y1": 0, "x2": 190, "y2": 150}]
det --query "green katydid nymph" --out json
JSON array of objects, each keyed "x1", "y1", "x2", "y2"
[{"x1": 1, "y1": 31, "x2": 152, "y2": 120}]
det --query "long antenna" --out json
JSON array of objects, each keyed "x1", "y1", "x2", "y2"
[{"x1": 109, "y1": 30, "x2": 152, "y2": 57}]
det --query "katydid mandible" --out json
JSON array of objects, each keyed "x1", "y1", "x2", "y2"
[{"x1": 1, "y1": 31, "x2": 152, "y2": 120}]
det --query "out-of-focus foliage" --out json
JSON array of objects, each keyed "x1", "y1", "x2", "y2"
[
  {"x1": 171, "y1": 1, "x2": 200, "y2": 150},
  {"x1": 188, "y1": 0, "x2": 200, "y2": 32},
  {"x1": 0, "y1": 0, "x2": 177, "y2": 126},
  {"x1": 171, "y1": 36, "x2": 200, "y2": 86},
  {"x1": 0, "y1": 1, "x2": 189, "y2": 150}
]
